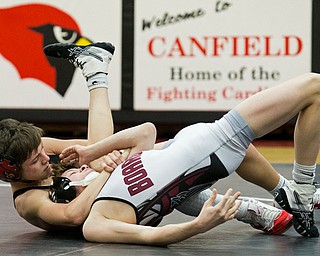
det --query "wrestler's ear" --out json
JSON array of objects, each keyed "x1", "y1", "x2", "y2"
[
  {"x1": 0, "y1": 155, "x2": 21, "y2": 182},
  {"x1": 49, "y1": 177, "x2": 77, "y2": 203}
]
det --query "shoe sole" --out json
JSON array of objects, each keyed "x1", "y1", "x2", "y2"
[
  {"x1": 43, "y1": 42, "x2": 115, "y2": 58},
  {"x1": 263, "y1": 211, "x2": 293, "y2": 235}
]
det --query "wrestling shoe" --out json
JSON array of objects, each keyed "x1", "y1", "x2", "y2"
[
  {"x1": 239, "y1": 199, "x2": 293, "y2": 235},
  {"x1": 44, "y1": 42, "x2": 115, "y2": 79},
  {"x1": 274, "y1": 181, "x2": 320, "y2": 210},
  {"x1": 313, "y1": 183, "x2": 320, "y2": 209},
  {"x1": 274, "y1": 181, "x2": 318, "y2": 237}
]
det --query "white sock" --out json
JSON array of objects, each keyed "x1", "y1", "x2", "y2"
[
  {"x1": 292, "y1": 161, "x2": 316, "y2": 184},
  {"x1": 87, "y1": 72, "x2": 108, "y2": 91},
  {"x1": 269, "y1": 174, "x2": 290, "y2": 197},
  {"x1": 235, "y1": 200, "x2": 250, "y2": 220},
  {"x1": 175, "y1": 190, "x2": 212, "y2": 216}
]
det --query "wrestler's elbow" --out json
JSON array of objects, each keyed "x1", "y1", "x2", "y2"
[
  {"x1": 142, "y1": 122, "x2": 157, "y2": 141},
  {"x1": 64, "y1": 209, "x2": 87, "y2": 226},
  {"x1": 138, "y1": 122, "x2": 157, "y2": 149},
  {"x1": 71, "y1": 215, "x2": 86, "y2": 226}
]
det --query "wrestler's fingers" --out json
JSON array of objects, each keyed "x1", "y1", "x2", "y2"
[
  {"x1": 228, "y1": 191, "x2": 241, "y2": 204},
  {"x1": 218, "y1": 188, "x2": 234, "y2": 206},
  {"x1": 204, "y1": 188, "x2": 218, "y2": 206},
  {"x1": 226, "y1": 201, "x2": 242, "y2": 220},
  {"x1": 101, "y1": 162, "x2": 115, "y2": 173},
  {"x1": 226, "y1": 191, "x2": 241, "y2": 209},
  {"x1": 217, "y1": 189, "x2": 241, "y2": 216},
  {"x1": 60, "y1": 152, "x2": 79, "y2": 163},
  {"x1": 101, "y1": 155, "x2": 117, "y2": 168},
  {"x1": 121, "y1": 148, "x2": 131, "y2": 160},
  {"x1": 109, "y1": 150, "x2": 125, "y2": 165},
  {"x1": 59, "y1": 146, "x2": 76, "y2": 158}
]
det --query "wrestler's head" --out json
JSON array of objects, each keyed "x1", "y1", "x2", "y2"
[
  {"x1": 52, "y1": 163, "x2": 99, "y2": 196},
  {"x1": 0, "y1": 118, "x2": 50, "y2": 182}
]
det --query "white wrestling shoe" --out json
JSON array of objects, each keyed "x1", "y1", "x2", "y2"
[
  {"x1": 238, "y1": 199, "x2": 292, "y2": 235},
  {"x1": 313, "y1": 185, "x2": 320, "y2": 209},
  {"x1": 44, "y1": 42, "x2": 115, "y2": 79}
]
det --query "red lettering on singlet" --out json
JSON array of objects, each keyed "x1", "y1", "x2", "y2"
[
  {"x1": 122, "y1": 153, "x2": 154, "y2": 196},
  {"x1": 128, "y1": 178, "x2": 153, "y2": 196}
]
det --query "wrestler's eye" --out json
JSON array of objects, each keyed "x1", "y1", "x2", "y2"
[
  {"x1": 31, "y1": 154, "x2": 40, "y2": 164},
  {"x1": 66, "y1": 171, "x2": 73, "y2": 176}
]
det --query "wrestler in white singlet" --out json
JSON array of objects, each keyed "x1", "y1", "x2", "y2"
[{"x1": 94, "y1": 109, "x2": 256, "y2": 226}]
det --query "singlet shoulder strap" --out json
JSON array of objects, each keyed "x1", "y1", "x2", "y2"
[
  {"x1": 12, "y1": 154, "x2": 58, "y2": 201},
  {"x1": 13, "y1": 186, "x2": 51, "y2": 200}
]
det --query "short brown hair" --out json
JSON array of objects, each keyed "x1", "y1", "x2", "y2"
[
  {"x1": 0, "y1": 118, "x2": 44, "y2": 168},
  {"x1": 51, "y1": 162, "x2": 78, "y2": 177}
]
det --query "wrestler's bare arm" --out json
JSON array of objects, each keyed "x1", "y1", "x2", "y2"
[
  {"x1": 60, "y1": 122, "x2": 157, "y2": 166},
  {"x1": 42, "y1": 137, "x2": 88, "y2": 155},
  {"x1": 83, "y1": 189, "x2": 240, "y2": 245},
  {"x1": 15, "y1": 171, "x2": 110, "y2": 230}
]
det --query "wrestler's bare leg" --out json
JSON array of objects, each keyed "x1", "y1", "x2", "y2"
[
  {"x1": 235, "y1": 73, "x2": 320, "y2": 237},
  {"x1": 236, "y1": 144, "x2": 283, "y2": 191},
  {"x1": 88, "y1": 87, "x2": 113, "y2": 144}
]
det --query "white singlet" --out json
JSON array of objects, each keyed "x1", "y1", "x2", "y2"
[{"x1": 95, "y1": 109, "x2": 256, "y2": 226}]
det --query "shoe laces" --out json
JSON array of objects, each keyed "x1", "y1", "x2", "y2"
[
  {"x1": 72, "y1": 59, "x2": 85, "y2": 69},
  {"x1": 250, "y1": 200, "x2": 281, "y2": 231},
  {"x1": 66, "y1": 47, "x2": 87, "y2": 69}
]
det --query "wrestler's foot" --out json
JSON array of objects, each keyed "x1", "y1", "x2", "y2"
[
  {"x1": 44, "y1": 42, "x2": 115, "y2": 79},
  {"x1": 274, "y1": 181, "x2": 318, "y2": 237},
  {"x1": 239, "y1": 199, "x2": 293, "y2": 235},
  {"x1": 274, "y1": 181, "x2": 320, "y2": 210},
  {"x1": 313, "y1": 184, "x2": 320, "y2": 209}
]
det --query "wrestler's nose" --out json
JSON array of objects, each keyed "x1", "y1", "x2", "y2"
[
  {"x1": 80, "y1": 165, "x2": 89, "y2": 172},
  {"x1": 41, "y1": 151, "x2": 50, "y2": 164}
]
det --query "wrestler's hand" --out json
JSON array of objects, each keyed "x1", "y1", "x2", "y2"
[
  {"x1": 99, "y1": 149, "x2": 132, "y2": 172},
  {"x1": 88, "y1": 156, "x2": 108, "y2": 172},
  {"x1": 59, "y1": 144, "x2": 89, "y2": 166},
  {"x1": 194, "y1": 188, "x2": 241, "y2": 233},
  {"x1": 97, "y1": 150, "x2": 126, "y2": 172}
]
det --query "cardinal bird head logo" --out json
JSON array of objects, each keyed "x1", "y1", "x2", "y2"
[{"x1": 0, "y1": 3, "x2": 93, "y2": 96}]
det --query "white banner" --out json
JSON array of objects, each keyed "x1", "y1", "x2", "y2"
[
  {"x1": 134, "y1": 0, "x2": 311, "y2": 111},
  {"x1": 0, "y1": 0, "x2": 122, "y2": 110}
]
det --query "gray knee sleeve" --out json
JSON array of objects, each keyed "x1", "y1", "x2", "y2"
[{"x1": 175, "y1": 189, "x2": 223, "y2": 216}]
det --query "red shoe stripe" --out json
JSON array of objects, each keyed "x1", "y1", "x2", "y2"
[{"x1": 264, "y1": 211, "x2": 293, "y2": 235}]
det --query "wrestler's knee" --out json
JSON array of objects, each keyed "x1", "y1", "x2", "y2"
[
  {"x1": 295, "y1": 73, "x2": 320, "y2": 107},
  {"x1": 303, "y1": 73, "x2": 320, "y2": 95}
]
